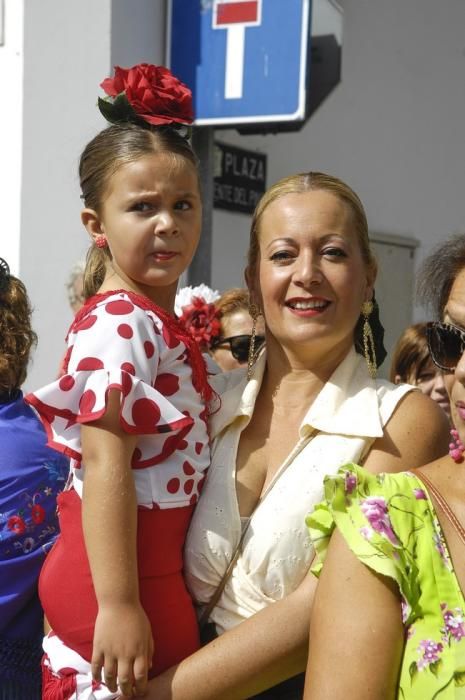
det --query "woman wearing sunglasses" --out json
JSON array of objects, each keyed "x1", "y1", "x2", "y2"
[
  {"x1": 210, "y1": 288, "x2": 266, "y2": 371},
  {"x1": 128, "y1": 173, "x2": 448, "y2": 700},
  {"x1": 304, "y1": 233, "x2": 465, "y2": 700}
]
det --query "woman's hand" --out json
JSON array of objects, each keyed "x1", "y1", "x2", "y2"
[{"x1": 92, "y1": 601, "x2": 154, "y2": 697}]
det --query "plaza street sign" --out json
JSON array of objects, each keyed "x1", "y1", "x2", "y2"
[
  {"x1": 213, "y1": 141, "x2": 267, "y2": 214},
  {"x1": 167, "y1": 0, "x2": 311, "y2": 127}
]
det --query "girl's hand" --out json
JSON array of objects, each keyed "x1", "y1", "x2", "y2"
[{"x1": 91, "y1": 602, "x2": 154, "y2": 697}]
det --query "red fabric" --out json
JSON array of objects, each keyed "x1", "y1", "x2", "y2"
[
  {"x1": 39, "y1": 490, "x2": 199, "y2": 676},
  {"x1": 42, "y1": 656, "x2": 77, "y2": 700}
]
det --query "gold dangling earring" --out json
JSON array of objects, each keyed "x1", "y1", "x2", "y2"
[
  {"x1": 247, "y1": 303, "x2": 261, "y2": 381},
  {"x1": 361, "y1": 300, "x2": 377, "y2": 378}
]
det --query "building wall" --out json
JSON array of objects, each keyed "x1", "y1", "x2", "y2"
[
  {"x1": 0, "y1": 0, "x2": 23, "y2": 275},
  {"x1": 6, "y1": 0, "x2": 465, "y2": 388},
  {"x1": 210, "y1": 0, "x2": 465, "y2": 308}
]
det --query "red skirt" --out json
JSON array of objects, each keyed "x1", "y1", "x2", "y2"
[{"x1": 39, "y1": 489, "x2": 200, "y2": 677}]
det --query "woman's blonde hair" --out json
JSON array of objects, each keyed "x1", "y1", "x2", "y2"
[{"x1": 247, "y1": 171, "x2": 376, "y2": 275}]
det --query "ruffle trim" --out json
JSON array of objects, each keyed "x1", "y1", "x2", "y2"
[{"x1": 26, "y1": 368, "x2": 193, "y2": 466}]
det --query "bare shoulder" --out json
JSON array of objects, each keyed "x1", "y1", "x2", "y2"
[{"x1": 364, "y1": 390, "x2": 450, "y2": 474}]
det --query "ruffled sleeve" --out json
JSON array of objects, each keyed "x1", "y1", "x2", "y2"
[
  {"x1": 26, "y1": 294, "x2": 192, "y2": 463},
  {"x1": 307, "y1": 464, "x2": 424, "y2": 620}
]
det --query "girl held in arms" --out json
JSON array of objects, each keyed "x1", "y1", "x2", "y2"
[{"x1": 26, "y1": 64, "x2": 212, "y2": 699}]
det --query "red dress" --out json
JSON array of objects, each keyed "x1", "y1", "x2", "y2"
[{"x1": 26, "y1": 291, "x2": 211, "y2": 698}]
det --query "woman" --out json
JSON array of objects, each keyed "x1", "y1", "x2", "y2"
[
  {"x1": 390, "y1": 322, "x2": 450, "y2": 418},
  {"x1": 210, "y1": 288, "x2": 266, "y2": 371},
  {"x1": 0, "y1": 259, "x2": 69, "y2": 699},
  {"x1": 304, "y1": 233, "x2": 465, "y2": 699},
  {"x1": 128, "y1": 172, "x2": 449, "y2": 699}
]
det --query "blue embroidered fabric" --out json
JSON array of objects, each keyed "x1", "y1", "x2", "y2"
[{"x1": 0, "y1": 391, "x2": 69, "y2": 696}]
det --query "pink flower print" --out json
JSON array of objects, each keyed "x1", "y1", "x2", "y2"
[
  {"x1": 344, "y1": 471, "x2": 357, "y2": 495},
  {"x1": 359, "y1": 526, "x2": 373, "y2": 540},
  {"x1": 401, "y1": 595, "x2": 410, "y2": 624},
  {"x1": 441, "y1": 605, "x2": 465, "y2": 642},
  {"x1": 416, "y1": 639, "x2": 443, "y2": 671},
  {"x1": 413, "y1": 488, "x2": 427, "y2": 500},
  {"x1": 360, "y1": 496, "x2": 399, "y2": 545}
]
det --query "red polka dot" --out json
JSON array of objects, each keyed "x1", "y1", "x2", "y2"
[
  {"x1": 121, "y1": 372, "x2": 133, "y2": 397},
  {"x1": 79, "y1": 390, "x2": 96, "y2": 414},
  {"x1": 195, "y1": 442, "x2": 203, "y2": 455},
  {"x1": 131, "y1": 448, "x2": 142, "y2": 467},
  {"x1": 131, "y1": 398, "x2": 161, "y2": 429},
  {"x1": 162, "y1": 324, "x2": 180, "y2": 349},
  {"x1": 105, "y1": 300, "x2": 134, "y2": 315},
  {"x1": 75, "y1": 314, "x2": 98, "y2": 331},
  {"x1": 154, "y1": 373, "x2": 179, "y2": 396},
  {"x1": 178, "y1": 439, "x2": 188, "y2": 450},
  {"x1": 144, "y1": 341, "x2": 155, "y2": 359},
  {"x1": 167, "y1": 478, "x2": 180, "y2": 494},
  {"x1": 76, "y1": 357, "x2": 104, "y2": 371},
  {"x1": 184, "y1": 479, "x2": 194, "y2": 494},
  {"x1": 117, "y1": 323, "x2": 133, "y2": 339},
  {"x1": 190, "y1": 494, "x2": 198, "y2": 505},
  {"x1": 121, "y1": 362, "x2": 136, "y2": 375},
  {"x1": 183, "y1": 461, "x2": 195, "y2": 476},
  {"x1": 59, "y1": 375, "x2": 75, "y2": 391}
]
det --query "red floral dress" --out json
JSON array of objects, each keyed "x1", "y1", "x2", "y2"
[{"x1": 26, "y1": 290, "x2": 211, "y2": 697}]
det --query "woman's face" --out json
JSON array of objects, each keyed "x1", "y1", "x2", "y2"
[
  {"x1": 250, "y1": 190, "x2": 374, "y2": 362},
  {"x1": 211, "y1": 309, "x2": 265, "y2": 371},
  {"x1": 414, "y1": 360, "x2": 450, "y2": 418},
  {"x1": 442, "y1": 267, "x2": 465, "y2": 438}
]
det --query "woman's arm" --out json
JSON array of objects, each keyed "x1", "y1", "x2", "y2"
[
  {"x1": 304, "y1": 529, "x2": 404, "y2": 700},
  {"x1": 364, "y1": 390, "x2": 450, "y2": 474},
  {"x1": 128, "y1": 567, "x2": 317, "y2": 699},
  {"x1": 82, "y1": 389, "x2": 153, "y2": 697}
]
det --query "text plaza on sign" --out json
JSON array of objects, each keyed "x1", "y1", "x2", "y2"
[{"x1": 223, "y1": 151, "x2": 265, "y2": 182}]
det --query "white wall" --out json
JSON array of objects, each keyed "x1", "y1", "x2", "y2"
[
  {"x1": 20, "y1": 0, "x2": 166, "y2": 390},
  {"x1": 9, "y1": 0, "x2": 465, "y2": 388},
  {"x1": 0, "y1": 0, "x2": 23, "y2": 275},
  {"x1": 210, "y1": 0, "x2": 465, "y2": 310}
]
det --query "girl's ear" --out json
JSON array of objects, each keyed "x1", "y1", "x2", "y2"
[{"x1": 81, "y1": 208, "x2": 105, "y2": 243}]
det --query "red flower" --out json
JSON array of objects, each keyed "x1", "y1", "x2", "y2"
[
  {"x1": 7, "y1": 515, "x2": 26, "y2": 535},
  {"x1": 31, "y1": 504, "x2": 46, "y2": 525},
  {"x1": 100, "y1": 63, "x2": 193, "y2": 126},
  {"x1": 178, "y1": 296, "x2": 221, "y2": 351}
]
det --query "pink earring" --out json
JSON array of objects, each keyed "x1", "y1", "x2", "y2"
[
  {"x1": 449, "y1": 428, "x2": 464, "y2": 463},
  {"x1": 95, "y1": 234, "x2": 107, "y2": 249}
]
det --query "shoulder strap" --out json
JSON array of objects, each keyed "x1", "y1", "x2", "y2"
[
  {"x1": 412, "y1": 469, "x2": 465, "y2": 546},
  {"x1": 198, "y1": 429, "x2": 316, "y2": 628}
]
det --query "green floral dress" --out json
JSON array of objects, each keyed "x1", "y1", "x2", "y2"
[{"x1": 307, "y1": 464, "x2": 465, "y2": 699}]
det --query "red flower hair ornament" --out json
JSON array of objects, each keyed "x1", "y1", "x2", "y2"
[
  {"x1": 178, "y1": 296, "x2": 222, "y2": 352},
  {"x1": 98, "y1": 63, "x2": 194, "y2": 133}
]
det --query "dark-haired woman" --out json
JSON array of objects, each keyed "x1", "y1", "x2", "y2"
[
  {"x1": 304, "y1": 233, "x2": 465, "y2": 699},
  {"x1": 136, "y1": 172, "x2": 450, "y2": 700},
  {"x1": 0, "y1": 260, "x2": 69, "y2": 700}
]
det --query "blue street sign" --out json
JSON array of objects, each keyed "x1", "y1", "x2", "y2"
[{"x1": 167, "y1": 0, "x2": 311, "y2": 126}]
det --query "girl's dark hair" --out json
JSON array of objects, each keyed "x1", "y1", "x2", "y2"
[
  {"x1": 79, "y1": 122, "x2": 199, "y2": 298},
  {"x1": 0, "y1": 273, "x2": 37, "y2": 392},
  {"x1": 417, "y1": 233, "x2": 465, "y2": 319}
]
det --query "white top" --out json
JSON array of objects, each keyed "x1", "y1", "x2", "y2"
[{"x1": 184, "y1": 347, "x2": 413, "y2": 634}]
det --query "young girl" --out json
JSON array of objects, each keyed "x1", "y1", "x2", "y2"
[{"x1": 26, "y1": 64, "x2": 211, "y2": 700}]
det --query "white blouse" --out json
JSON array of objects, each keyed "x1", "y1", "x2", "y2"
[{"x1": 184, "y1": 348, "x2": 413, "y2": 634}]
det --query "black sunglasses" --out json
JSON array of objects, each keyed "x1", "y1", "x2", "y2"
[
  {"x1": 426, "y1": 321, "x2": 465, "y2": 371},
  {"x1": 211, "y1": 334, "x2": 265, "y2": 363}
]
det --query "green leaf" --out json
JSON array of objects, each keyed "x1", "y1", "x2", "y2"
[
  {"x1": 97, "y1": 93, "x2": 139, "y2": 125},
  {"x1": 454, "y1": 669, "x2": 465, "y2": 686},
  {"x1": 429, "y1": 659, "x2": 443, "y2": 677},
  {"x1": 409, "y1": 661, "x2": 418, "y2": 683}
]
